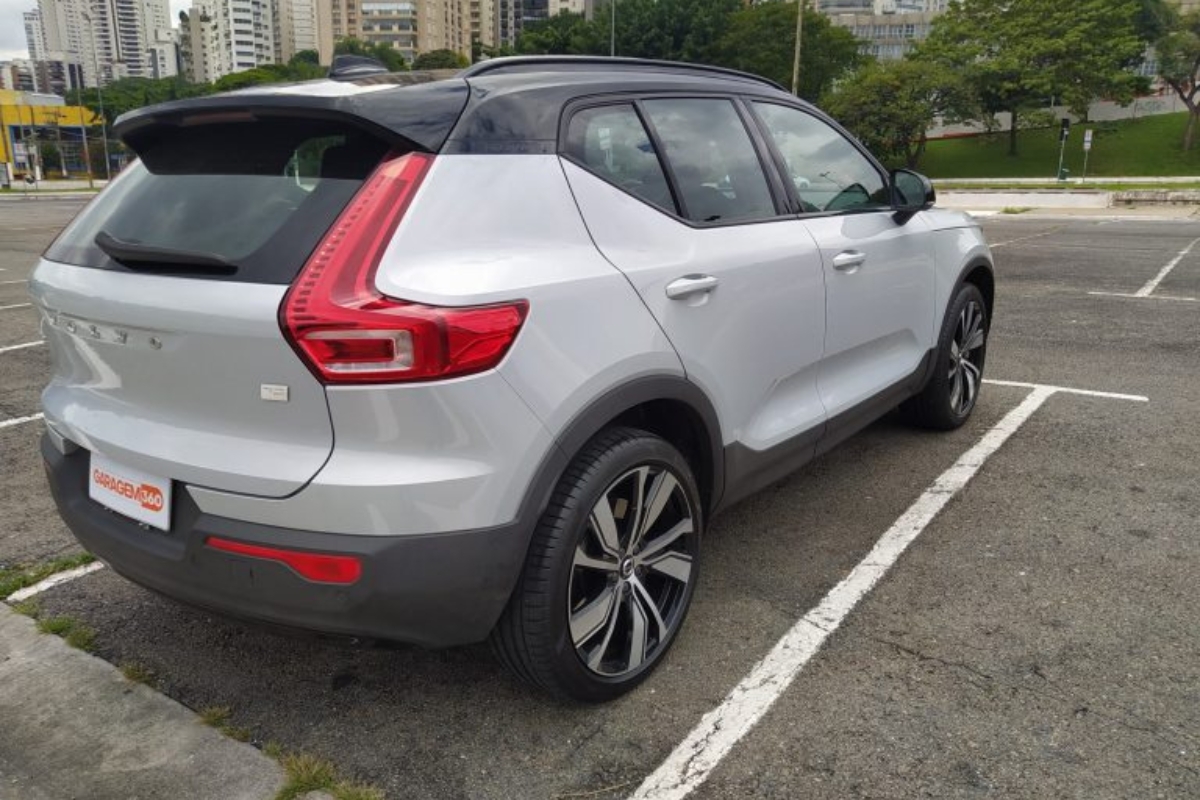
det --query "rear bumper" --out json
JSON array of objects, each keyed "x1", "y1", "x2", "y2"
[{"x1": 42, "y1": 435, "x2": 530, "y2": 647}]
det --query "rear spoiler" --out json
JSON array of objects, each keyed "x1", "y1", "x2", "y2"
[{"x1": 113, "y1": 78, "x2": 469, "y2": 155}]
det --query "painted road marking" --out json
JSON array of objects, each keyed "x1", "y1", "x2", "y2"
[
  {"x1": 0, "y1": 279, "x2": 29, "y2": 285},
  {"x1": 6, "y1": 563, "x2": 105, "y2": 603},
  {"x1": 1088, "y1": 235, "x2": 1200, "y2": 302},
  {"x1": 1087, "y1": 292, "x2": 1198, "y2": 302},
  {"x1": 0, "y1": 341, "x2": 45, "y2": 355},
  {"x1": 630, "y1": 380, "x2": 1147, "y2": 800},
  {"x1": 1133, "y1": 235, "x2": 1200, "y2": 297},
  {"x1": 989, "y1": 226, "x2": 1064, "y2": 248},
  {"x1": 0, "y1": 413, "x2": 44, "y2": 431},
  {"x1": 0, "y1": 303, "x2": 32, "y2": 311},
  {"x1": 982, "y1": 379, "x2": 1148, "y2": 402}
]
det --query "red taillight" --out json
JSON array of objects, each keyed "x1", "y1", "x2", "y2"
[
  {"x1": 281, "y1": 151, "x2": 528, "y2": 384},
  {"x1": 205, "y1": 536, "x2": 362, "y2": 585}
]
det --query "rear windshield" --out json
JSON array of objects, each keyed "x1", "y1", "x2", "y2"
[{"x1": 45, "y1": 117, "x2": 392, "y2": 284}]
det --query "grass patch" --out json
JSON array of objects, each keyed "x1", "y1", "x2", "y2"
[
  {"x1": 0, "y1": 553, "x2": 95, "y2": 599},
  {"x1": 922, "y1": 112, "x2": 1200, "y2": 179},
  {"x1": 36, "y1": 615, "x2": 96, "y2": 651},
  {"x1": 11, "y1": 599, "x2": 40, "y2": 618},
  {"x1": 199, "y1": 705, "x2": 233, "y2": 727},
  {"x1": 120, "y1": 662, "x2": 157, "y2": 686},
  {"x1": 273, "y1": 751, "x2": 385, "y2": 800},
  {"x1": 1000, "y1": 207, "x2": 1032, "y2": 214},
  {"x1": 198, "y1": 706, "x2": 255, "y2": 745}
]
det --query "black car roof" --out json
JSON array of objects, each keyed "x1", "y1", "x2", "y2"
[{"x1": 113, "y1": 58, "x2": 799, "y2": 157}]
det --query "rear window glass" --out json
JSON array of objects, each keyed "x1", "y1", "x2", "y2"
[{"x1": 45, "y1": 118, "x2": 391, "y2": 284}]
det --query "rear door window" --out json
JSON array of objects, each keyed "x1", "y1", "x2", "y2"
[
  {"x1": 640, "y1": 98, "x2": 777, "y2": 224},
  {"x1": 45, "y1": 118, "x2": 390, "y2": 284},
  {"x1": 563, "y1": 104, "x2": 677, "y2": 215}
]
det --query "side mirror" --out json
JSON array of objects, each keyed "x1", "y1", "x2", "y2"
[{"x1": 890, "y1": 169, "x2": 935, "y2": 224}]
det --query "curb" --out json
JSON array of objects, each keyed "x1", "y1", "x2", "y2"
[{"x1": 0, "y1": 604, "x2": 285, "y2": 799}]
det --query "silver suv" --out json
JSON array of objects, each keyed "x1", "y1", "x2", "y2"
[{"x1": 33, "y1": 57, "x2": 993, "y2": 701}]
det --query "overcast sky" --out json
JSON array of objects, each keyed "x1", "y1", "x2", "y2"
[{"x1": 1, "y1": 0, "x2": 191, "y2": 63}]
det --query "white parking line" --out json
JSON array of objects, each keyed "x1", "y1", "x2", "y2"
[
  {"x1": 0, "y1": 413, "x2": 44, "y2": 430},
  {"x1": 989, "y1": 227, "x2": 1064, "y2": 248},
  {"x1": 631, "y1": 380, "x2": 1147, "y2": 800},
  {"x1": 0, "y1": 279, "x2": 29, "y2": 285},
  {"x1": 0, "y1": 341, "x2": 45, "y2": 354},
  {"x1": 1134, "y1": 235, "x2": 1200, "y2": 297},
  {"x1": 0, "y1": 303, "x2": 32, "y2": 311},
  {"x1": 6, "y1": 562, "x2": 105, "y2": 603},
  {"x1": 1087, "y1": 235, "x2": 1200, "y2": 302},
  {"x1": 1087, "y1": 291, "x2": 1198, "y2": 302},
  {"x1": 982, "y1": 378, "x2": 1149, "y2": 402}
]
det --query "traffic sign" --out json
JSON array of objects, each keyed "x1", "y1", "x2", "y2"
[{"x1": 1083, "y1": 129, "x2": 1093, "y2": 152}]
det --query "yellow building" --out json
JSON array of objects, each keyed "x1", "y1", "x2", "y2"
[{"x1": 1, "y1": 90, "x2": 102, "y2": 180}]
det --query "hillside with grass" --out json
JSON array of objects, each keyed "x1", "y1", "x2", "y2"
[{"x1": 920, "y1": 112, "x2": 1200, "y2": 179}]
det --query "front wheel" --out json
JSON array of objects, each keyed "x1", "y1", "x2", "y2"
[
  {"x1": 903, "y1": 283, "x2": 989, "y2": 430},
  {"x1": 491, "y1": 427, "x2": 702, "y2": 702}
]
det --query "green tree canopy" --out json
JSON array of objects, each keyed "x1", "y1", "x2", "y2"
[
  {"x1": 516, "y1": 12, "x2": 604, "y2": 55},
  {"x1": 717, "y1": 3, "x2": 864, "y2": 101},
  {"x1": 413, "y1": 49, "x2": 469, "y2": 70},
  {"x1": 334, "y1": 37, "x2": 409, "y2": 71},
  {"x1": 822, "y1": 59, "x2": 971, "y2": 169},
  {"x1": 1154, "y1": 9, "x2": 1200, "y2": 149},
  {"x1": 917, "y1": 0, "x2": 1147, "y2": 156}
]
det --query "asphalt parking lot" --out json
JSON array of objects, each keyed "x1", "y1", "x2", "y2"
[{"x1": 1, "y1": 199, "x2": 1198, "y2": 799}]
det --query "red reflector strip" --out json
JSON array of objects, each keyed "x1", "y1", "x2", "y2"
[{"x1": 205, "y1": 536, "x2": 362, "y2": 585}]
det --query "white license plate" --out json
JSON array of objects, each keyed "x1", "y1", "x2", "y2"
[{"x1": 88, "y1": 453, "x2": 172, "y2": 531}]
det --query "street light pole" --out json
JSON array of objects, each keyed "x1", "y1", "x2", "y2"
[
  {"x1": 80, "y1": 11, "x2": 112, "y2": 182},
  {"x1": 610, "y1": 0, "x2": 616, "y2": 57},
  {"x1": 791, "y1": 0, "x2": 804, "y2": 97}
]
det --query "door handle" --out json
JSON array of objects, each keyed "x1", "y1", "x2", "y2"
[
  {"x1": 666, "y1": 274, "x2": 719, "y2": 300},
  {"x1": 832, "y1": 251, "x2": 868, "y2": 271}
]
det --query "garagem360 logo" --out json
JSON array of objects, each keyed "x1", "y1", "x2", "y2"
[{"x1": 92, "y1": 468, "x2": 164, "y2": 512}]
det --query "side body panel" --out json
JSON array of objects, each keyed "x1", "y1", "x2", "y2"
[
  {"x1": 561, "y1": 160, "x2": 828, "y2": 453},
  {"x1": 803, "y1": 211, "x2": 937, "y2": 419}
]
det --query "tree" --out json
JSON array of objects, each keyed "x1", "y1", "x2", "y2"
[
  {"x1": 918, "y1": 0, "x2": 1147, "y2": 156},
  {"x1": 715, "y1": 3, "x2": 864, "y2": 101},
  {"x1": 334, "y1": 37, "x2": 409, "y2": 71},
  {"x1": 516, "y1": 12, "x2": 604, "y2": 55},
  {"x1": 1155, "y1": 10, "x2": 1200, "y2": 150},
  {"x1": 822, "y1": 59, "x2": 971, "y2": 168},
  {"x1": 413, "y1": 49, "x2": 469, "y2": 70}
]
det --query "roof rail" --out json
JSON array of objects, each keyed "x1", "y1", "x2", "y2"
[{"x1": 459, "y1": 56, "x2": 787, "y2": 92}]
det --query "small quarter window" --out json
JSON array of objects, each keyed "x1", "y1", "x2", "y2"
[
  {"x1": 564, "y1": 104, "x2": 676, "y2": 215},
  {"x1": 752, "y1": 102, "x2": 889, "y2": 215},
  {"x1": 641, "y1": 98, "x2": 776, "y2": 224}
]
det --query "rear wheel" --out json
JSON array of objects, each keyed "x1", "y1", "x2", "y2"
[
  {"x1": 491, "y1": 427, "x2": 702, "y2": 702},
  {"x1": 903, "y1": 283, "x2": 989, "y2": 430}
]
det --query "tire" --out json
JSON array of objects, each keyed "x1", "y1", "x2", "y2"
[
  {"x1": 491, "y1": 427, "x2": 703, "y2": 702},
  {"x1": 903, "y1": 283, "x2": 989, "y2": 430}
]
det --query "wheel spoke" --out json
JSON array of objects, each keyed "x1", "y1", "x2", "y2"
[
  {"x1": 632, "y1": 471, "x2": 678, "y2": 552},
  {"x1": 630, "y1": 576, "x2": 668, "y2": 636},
  {"x1": 570, "y1": 584, "x2": 618, "y2": 647},
  {"x1": 962, "y1": 358, "x2": 982, "y2": 382},
  {"x1": 949, "y1": 366, "x2": 962, "y2": 412},
  {"x1": 625, "y1": 466, "x2": 651, "y2": 553},
  {"x1": 573, "y1": 543, "x2": 619, "y2": 573},
  {"x1": 961, "y1": 363, "x2": 978, "y2": 412},
  {"x1": 637, "y1": 518, "x2": 692, "y2": 561},
  {"x1": 964, "y1": 326, "x2": 985, "y2": 352},
  {"x1": 589, "y1": 496, "x2": 622, "y2": 557},
  {"x1": 626, "y1": 591, "x2": 649, "y2": 670},
  {"x1": 645, "y1": 551, "x2": 692, "y2": 583},
  {"x1": 585, "y1": 594, "x2": 624, "y2": 671}
]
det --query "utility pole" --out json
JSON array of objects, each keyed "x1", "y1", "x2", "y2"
[
  {"x1": 610, "y1": 0, "x2": 616, "y2": 57},
  {"x1": 791, "y1": 0, "x2": 804, "y2": 97},
  {"x1": 80, "y1": 11, "x2": 112, "y2": 182}
]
